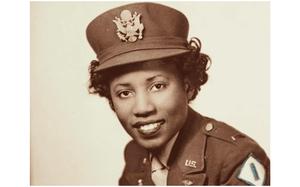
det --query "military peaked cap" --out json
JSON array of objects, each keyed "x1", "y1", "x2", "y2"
[{"x1": 86, "y1": 2, "x2": 193, "y2": 71}]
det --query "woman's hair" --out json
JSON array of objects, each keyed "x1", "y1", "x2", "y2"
[{"x1": 88, "y1": 43, "x2": 211, "y2": 107}]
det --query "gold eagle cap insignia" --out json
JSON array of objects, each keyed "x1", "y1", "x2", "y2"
[{"x1": 113, "y1": 9, "x2": 144, "y2": 42}]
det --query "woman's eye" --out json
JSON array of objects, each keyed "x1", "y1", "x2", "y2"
[
  {"x1": 151, "y1": 83, "x2": 166, "y2": 91},
  {"x1": 118, "y1": 91, "x2": 133, "y2": 98}
]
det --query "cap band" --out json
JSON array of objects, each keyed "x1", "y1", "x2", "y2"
[{"x1": 97, "y1": 36, "x2": 188, "y2": 65}]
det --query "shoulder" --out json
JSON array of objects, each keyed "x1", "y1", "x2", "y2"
[
  {"x1": 200, "y1": 116, "x2": 270, "y2": 185},
  {"x1": 201, "y1": 116, "x2": 266, "y2": 153},
  {"x1": 123, "y1": 140, "x2": 143, "y2": 158}
]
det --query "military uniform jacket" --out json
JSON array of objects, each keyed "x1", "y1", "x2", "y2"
[{"x1": 119, "y1": 107, "x2": 270, "y2": 185}]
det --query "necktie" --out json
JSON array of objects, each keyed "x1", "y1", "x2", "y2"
[{"x1": 151, "y1": 156, "x2": 168, "y2": 186}]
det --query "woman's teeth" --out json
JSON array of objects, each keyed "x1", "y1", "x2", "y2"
[
  {"x1": 140, "y1": 123, "x2": 159, "y2": 131},
  {"x1": 138, "y1": 122, "x2": 162, "y2": 135}
]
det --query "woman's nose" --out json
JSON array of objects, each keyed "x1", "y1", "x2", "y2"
[{"x1": 132, "y1": 93, "x2": 155, "y2": 117}]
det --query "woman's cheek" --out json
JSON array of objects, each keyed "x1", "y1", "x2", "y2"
[
  {"x1": 113, "y1": 99, "x2": 132, "y2": 118},
  {"x1": 154, "y1": 87, "x2": 187, "y2": 111}
]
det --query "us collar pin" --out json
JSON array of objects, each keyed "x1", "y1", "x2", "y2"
[{"x1": 185, "y1": 159, "x2": 197, "y2": 168}]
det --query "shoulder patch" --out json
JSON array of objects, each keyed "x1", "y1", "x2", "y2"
[{"x1": 237, "y1": 154, "x2": 266, "y2": 185}]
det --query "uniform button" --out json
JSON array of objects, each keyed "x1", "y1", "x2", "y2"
[
  {"x1": 138, "y1": 179, "x2": 143, "y2": 185},
  {"x1": 142, "y1": 157, "x2": 147, "y2": 164},
  {"x1": 182, "y1": 179, "x2": 193, "y2": 185},
  {"x1": 205, "y1": 123, "x2": 214, "y2": 132}
]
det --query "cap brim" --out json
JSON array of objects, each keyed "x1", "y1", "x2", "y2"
[{"x1": 95, "y1": 48, "x2": 190, "y2": 71}]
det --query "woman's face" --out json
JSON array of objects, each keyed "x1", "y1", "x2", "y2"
[{"x1": 110, "y1": 61, "x2": 192, "y2": 150}]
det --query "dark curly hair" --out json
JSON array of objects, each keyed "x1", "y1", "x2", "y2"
[{"x1": 88, "y1": 39, "x2": 211, "y2": 108}]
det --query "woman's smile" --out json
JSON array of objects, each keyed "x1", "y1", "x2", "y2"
[{"x1": 135, "y1": 119, "x2": 165, "y2": 137}]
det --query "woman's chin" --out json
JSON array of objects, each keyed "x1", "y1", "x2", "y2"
[{"x1": 136, "y1": 138, "x2": 166, "y2": 151}]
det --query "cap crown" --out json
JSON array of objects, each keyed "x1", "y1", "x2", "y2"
[{"x1": 86, "y1": 2, "x2": 190, "y2": 71}]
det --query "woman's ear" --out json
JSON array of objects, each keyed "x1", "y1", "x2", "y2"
[{"x1": 183, "y1": 78, "x2": 195, "y2": 101}]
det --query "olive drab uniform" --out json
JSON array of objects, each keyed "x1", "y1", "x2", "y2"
[{"x1": 119, "y1": 108, "x2": 270, "y2": 185}]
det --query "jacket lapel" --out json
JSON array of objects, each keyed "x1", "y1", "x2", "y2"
[
  {"x1": 124, "y1": 146, "x2": 154, "y2": 185},
  {"x1": 167, "y1": 107, "x2": 208, "y2": 185}
]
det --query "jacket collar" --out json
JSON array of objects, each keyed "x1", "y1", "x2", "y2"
[
  {"x1": 167, "y1": 107, "x2": 207, "y2": 185},
  {"x1": 124, "y1": 145, "x2": 154, "y2": 185}
]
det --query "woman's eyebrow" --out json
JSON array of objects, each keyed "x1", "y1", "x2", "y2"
[
  {"x1": 115, "y1": 83, "x2": 131, "y2": 87},
  {"x1": 112, "y1": 74, "x2": 168, "y2": 90},
  {"x1": 112, "y1": 83, "x2": 131, "y2": 91},
  {"x1": 146, "y1": 74, "x2": 167, "y2": 82}
]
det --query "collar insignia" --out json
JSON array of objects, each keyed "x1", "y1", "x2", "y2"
[
  {"x1": 185, "y1": 159, "x2": 197, "y2": 168},
  {"x1": 113, "y1": 9, "x2": 144, "y2": 42}
]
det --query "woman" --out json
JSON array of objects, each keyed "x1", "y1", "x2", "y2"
[{"x1": 86, "y1": 2, "x2": 270, "y2": 185}]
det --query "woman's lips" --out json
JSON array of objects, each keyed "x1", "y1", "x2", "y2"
[{"x1": 134, "y1": 120, "x2": 165, "y2": 136}]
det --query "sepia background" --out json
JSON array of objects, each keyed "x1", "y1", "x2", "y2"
[{"x1": 31, "y1": 1, "x2": 269, "y2": 185}]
